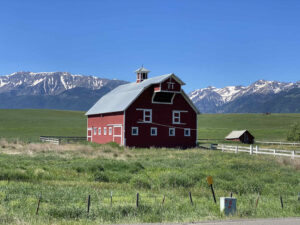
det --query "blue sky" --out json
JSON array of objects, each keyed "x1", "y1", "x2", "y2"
[{"x1": 0, "y1": 0, "x2": 300, "y2": 92}]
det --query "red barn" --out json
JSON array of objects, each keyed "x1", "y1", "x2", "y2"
[{"x1": 85, "y1": 67, "x2": 199, "y2": 148}]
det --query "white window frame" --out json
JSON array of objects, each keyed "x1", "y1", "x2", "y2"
[
  {"x1": 169, "y1": 128, "x2": 175, "y2": 136},
  {"x1": 93, "y1": 127, "x2": 97, "y2": 135},
  {"x1": 104, "y1": 127, "x2": 107, "y2": 135},
  {"x1": 132, "y1": 127, "x2": 139, "y2": 136},
  {"x1": 109, "y1": 127, "x2": 112, "y2": 135},
  {"x1": 150, "y1": 127, "x2": 157, "y2": 136},
  {"x1": 137, "y1": 109, "x2": 152, "y2": 123},
  {"x1": 184, "y1": 128, "x2": 191, "y2": 137},
  {"x1": 98, "y1": 127, "x2": 101, "y2": 135},
  {"x1": 172, "y1": 111, "x2": 181, "y2": 124}
]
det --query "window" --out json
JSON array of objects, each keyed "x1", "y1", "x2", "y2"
[
  {"x1": 143, "y1": 109, "x2": 152, "y2": 122},
  {"x1": 167, "y1": 81, "x2": 175, "y2": 89},
  {"x1": 137, "y1": 109, "x2": 152, "y2": 123},
  {"x1": 172, "y1": 111, "x2": 181, "y2": 124},
  {"x1": 152, "y1": 92, "x2": 174, "y2": 104},
  {"x1": 94, "y1": 127, "x2": 97, "y2": 135},
  {"x1": 169, "y1": 128, "x2": 175, "y2": 136},
  {"x1": 109, "y1": 127, "x2": 112, "y2": 135},
  {"x1": 132, "y1": 127, "x2": 139, "y2": 136},
  {"x1": 151, "y1": 127, "x2": 157, "y2": 136},
  {"x1": 98, "y1": 127, "x2": 101, "y2": 135},
  {"x1": 104, "y1": 127, "x2": 107, "y2": 135},
  {"x1": 184, "y1": 128, "x2": 191, "y2": 137}
]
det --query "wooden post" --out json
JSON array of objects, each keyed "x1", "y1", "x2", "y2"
[
  {"x1": 230, "y1": 192, "x2": 233, "y2": 197},
  {"x1": 235, "y1": 146, "x2": 238, "y2": 154},
  {"x1": 87, "y1": 195, "x2": 91, "y2": 214},
  {"x1": 110, "y1": 191, "x2": 113, "y2": 207},
  {"x1": 189, "y1": 192, "x2": 193, "y2": 205},
  {"x1": 255, "y1": 193, "x2": 260, "y2": 208},
  {"x1": 36, "y1": 195, "x2": 41, "y2": 215},
  {"x1": 256, "y1": 145, "x2": 259, "y2": 154},
  {"x1": 250, "y1": 145, "x2": 253, "y2": 155},
  {"x1": 222, "y1": 144, "x2": 224, "y2": 152},
  {"x1": 292, "y1": 151, "x2": 295, "y2": 159},
  {"x1": 280, "y1": 196, "x2": 284, "y2": 209},
  {"x1": 136, "y1": 193, "x2": 139, "y2": 207},
  {"x1": 162, "y1": 195, "x2": 165, "y2": 205}
]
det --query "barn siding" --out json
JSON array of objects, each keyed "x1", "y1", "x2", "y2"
[
  {"x1": 87, "y1": 112, "x2": 124, "y2": 145},
  {"x1": 124, "y1": 85, "x2": 197, "y2": 148}
]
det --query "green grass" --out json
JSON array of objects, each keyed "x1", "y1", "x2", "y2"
[
  {"x1": 198, "y1": 113, "x2": 300, "y2": 141},
  {"x1": 0, "y1": 109, "x2": 86, "y2": 142},
  {"x1": 0, "y1": 109, "x2": 300, "y2": 224}
]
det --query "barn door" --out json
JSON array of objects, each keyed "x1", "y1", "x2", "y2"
[
  {"x1": 113, "y1": 125, "x2": 122, "y2": 145},
  {"x1": 87, "y1": 128, "x2": 92, "y2": 142}
]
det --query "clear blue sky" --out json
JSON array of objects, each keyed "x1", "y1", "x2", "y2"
[{"x1": 1, "y1": 0, "x2": 300, "y2": 92}]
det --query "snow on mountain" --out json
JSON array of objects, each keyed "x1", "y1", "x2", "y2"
[
  {"x1": 189, "y1": 80, "x2": 300, "y2": 113},
  {"x1": 0, "y1": 71, "x2": 127, "y2": 96}
]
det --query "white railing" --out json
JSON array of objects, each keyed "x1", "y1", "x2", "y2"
[
  {"x1": 40, "y1": 137, "x2": 60, "y2": 145},
  {"x1": 255, "y1": 141, "x2": 300, "y2": 146},
  {"x1": 217, "y1": 144, "x2": 300, "y2": 159}
]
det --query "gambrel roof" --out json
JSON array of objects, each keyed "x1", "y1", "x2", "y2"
[{"x1": 86, "y1": 73, "x2": 199, "y2": 116}]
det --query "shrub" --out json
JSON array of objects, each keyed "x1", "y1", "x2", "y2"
[
  {"x1": 287, "y1": 122, "x2": 300, "y2": 141},
  {"x1": 94, "y1": 171, "x2": 109, "y2": 182},
  {"x1": 130, "y1": 175, "x2": 152, "y2": 189}
]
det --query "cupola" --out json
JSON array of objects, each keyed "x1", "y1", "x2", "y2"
[{"x1": 135, "y1": 66, "x2": 150, "y2": 83}]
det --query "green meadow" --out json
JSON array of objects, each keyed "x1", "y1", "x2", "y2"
[{"x1": 0, "y1": 109, "x2": 300, "y2": 224}]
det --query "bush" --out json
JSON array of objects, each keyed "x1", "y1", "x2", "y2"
[
  {"x1": 287, "y1": 122, "x2": 300, "y2": 141},
  {"x1": 130, "y1": 175, "x2": 152, "y2": 189},
  {"x1": 94, "y1": 171, "x2": 109, "y2": 182}
]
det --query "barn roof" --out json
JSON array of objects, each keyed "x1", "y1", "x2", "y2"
[
  {"x1": 225, "y1": 130, "x2": 248, "y2": 139},
  {"x1": 85, "y1": 73, "x2": 198, "y2": 116}
]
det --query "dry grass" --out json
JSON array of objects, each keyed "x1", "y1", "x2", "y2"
[{"x1": 0, "y1": 138, "x2": 134, "y2": 159}]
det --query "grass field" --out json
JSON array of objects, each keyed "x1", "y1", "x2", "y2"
[{"x1": 1, "y1": 109, "x2": 300, "y2": 224}]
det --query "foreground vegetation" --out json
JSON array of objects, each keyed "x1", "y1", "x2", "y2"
[
  {"x1": 0, "y1": 140, "x2": 300, "y2": 224},
  {"x1": 1, "y1": 109, "x2": 300, "y2": 224}
]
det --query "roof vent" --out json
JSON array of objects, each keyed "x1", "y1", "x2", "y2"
[{"x1": 135, "y1": 66, "x2": 150, "y2": 83}]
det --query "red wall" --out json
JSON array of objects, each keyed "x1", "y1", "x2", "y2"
[
  {"x1": 124, "y1": 85, "x2": 197, "y2": 148},
  {"x1": 87, "y1": 112, "x2": 124, "y2": 145}
]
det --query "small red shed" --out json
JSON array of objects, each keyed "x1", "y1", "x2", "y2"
[
  {"x1": 85, "y1": 67, "x2": 199, "y2": 148},
  {"x1": 225, "y1": 130, "x2": 254, "y2": 144}
]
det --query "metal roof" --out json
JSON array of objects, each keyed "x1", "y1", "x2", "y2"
[
  {"x1": 86, "y1": 73, "x2": 198, "y2": 115},
  {"x1": 225, "y1": 130, "x2": 248, "y2": 139},
  {"x1": 135, "y1": 66, "x2": 150, "y2": 73}
]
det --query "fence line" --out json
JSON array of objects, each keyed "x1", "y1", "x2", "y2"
[
  {"x1": 217, "y1": 144, "x2": 300, "y2": 159},
  {"x1": 40, "y1": 136, "x2": 86, "y2": 145},
  {"x1": 255, "y1": 141, "x2": 300, "y2": 146}
]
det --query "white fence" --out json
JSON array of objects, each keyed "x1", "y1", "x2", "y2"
[
  {"x1": 255, "y1": 141, "x2": 300, "y2": 146},
  {"x1": 40, "y1": 137, "x2": 60, "y2": 145},
  {"x1": 217, "y1": 144, "x2": 300, "y2": 159}
]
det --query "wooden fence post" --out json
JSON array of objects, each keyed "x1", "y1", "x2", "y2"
[
  {"x1": 136, "y1": 193, "x2": 139, "y2": 207},
  {"x1": 235, "y1": 146, "x2": 238, "y2": 154},
  {"x1": 162, "y1": 195, "x2": 165, "y2": 205},
  {"x1": 110, "y1": 191, "x2": 113, "y2": 207},
  {"x1": 87, "y1": 195, "x2": 91, "y2": 214},
  {"x1": 292, "y1": 151, "x2": 295, "y2": 159},
  {"x1": 36, "y1": 195, "x2": 41, "y2": 215},
  {"x1": 256, "y1": 145, "x2": 259, "y2": 154},
  {"x1": 250, "y1": 145, "x2": 253, "y2": 155},
  {"x1": 189, "y1": 192, "x2": 193, "y2": 205},
  {"x1": 222, "y1": 144, "x2": 224, "y2": 152}
]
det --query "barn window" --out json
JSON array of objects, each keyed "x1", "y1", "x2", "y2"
[
  {"x1": 137, "y1": 109, "x2": 152, "y2": 123},
  {"x1": 151, "y1": 127, "x2": 157, "y2": 136},
  {"x1": 104, "y1": 127, "x2": 107, "y2": 135},
  {"x1": 169, "y1": 128, "x2": 175, "y2": 136},
  {"x1": 94, "y1": 127, "x2": 97, "y2": 135},
  {"x1": 172, "y1": 111, "x2": 181, "y2": 124},
  {"x1": 184, "y1": 128, "x2": 191, "y2": 137},
  {"x1": 152, "y1": 92, "x2": 174, "y2": 104},
  {"x1": 132, "y1": 127, "x2": 139, "y2": 136},
  {"x1": 98, "y1": 127, "x2": 101, "y2": 135},
  {"x1": 109, "y1": 127, "x2": 112, "y2": 135}
]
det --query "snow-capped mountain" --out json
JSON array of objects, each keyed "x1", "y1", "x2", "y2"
[
  {"x1": 0, "y1": 71, "x2": 127, "y2": 110},
  {"x1": 189, "y1": 80, "x2": 300, "y2": 113},
  {"x1": 0, "y1": 71, "x2": 126, "y2": 96}
]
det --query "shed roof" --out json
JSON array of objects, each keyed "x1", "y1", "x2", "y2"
[
  {"x1": 85, "y1": 73, "x2": 197, "y2": 116},
  {"x1": 225, "y1": 130, "x2": 248, "y2": 139}
]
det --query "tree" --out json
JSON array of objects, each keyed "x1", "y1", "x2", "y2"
[{"x1": 287, "y1": 122, "x2": 300, "y2": 141}]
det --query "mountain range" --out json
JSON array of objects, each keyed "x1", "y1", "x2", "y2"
[
  {"x1": 0, "y1": 72, "x2": 127, "y2": 110},
  {"x1": 0, "y1": 71, "x2": 299, "y2": 113},
  {"x1": 189, "y1": 80, "x2": 300, "y2": 113}
]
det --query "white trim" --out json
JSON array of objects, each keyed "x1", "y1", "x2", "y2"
[
  {"x1": 104, "y1": 127, "x2": 107, "y2": 135},
  {"x1": 150, "y1": 127, "x2": 157, "y2": 136},
  {"x1": 180, "y1": 90, "x2": 200, "y2": 114},
  {"x1": 109, "y1": 127, "x2": 112, "y2": 135},
  {"x1": 136, "y1": 108, "x2": 152, "y2": 123},
  {"x1": 172, "y1": 110, "x2": 188, "y2": 124},
  {"x1": 151, "y1": 92, "x2": 175, "y2": 104},
  {"x1": 93, "y1": 127, "x2": 97, "y2": 135},
  {"x1": 98, "y1": 127, "x2": 101, "y2": 135},
  {"x1": 169, "y1": 128, "x2": 175, "y2": 136},
  {"x1": 87, "y1": 127, "x2": 92, "y2": 142},
  {"x1": 184, "y1": 128, "x2": 191, "y2": 137},
  {"x1": 132, "y1": 127, "x2": 139, "y2": 136}
]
